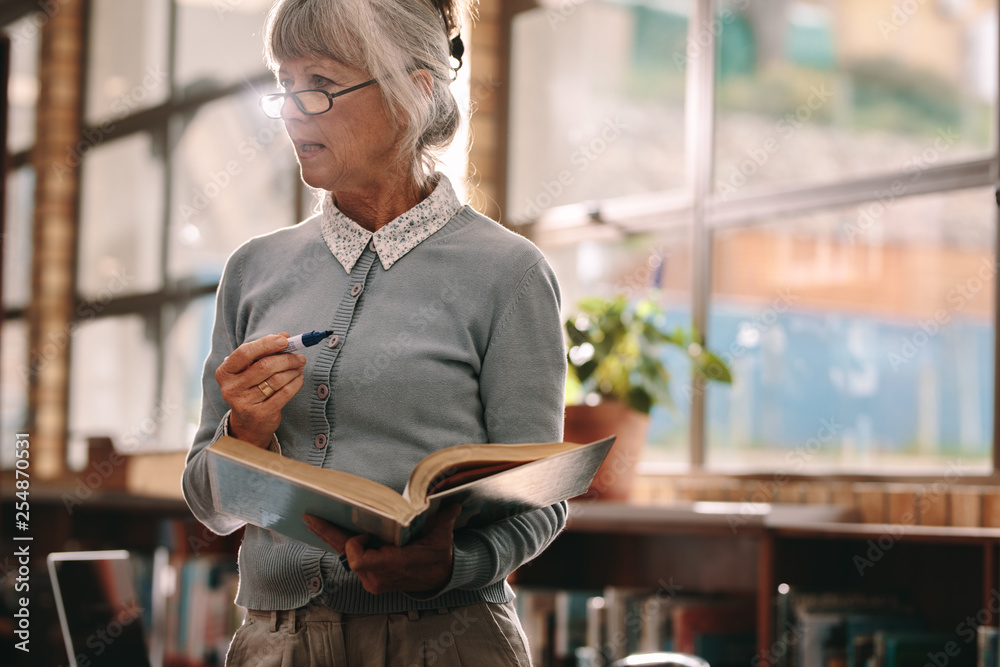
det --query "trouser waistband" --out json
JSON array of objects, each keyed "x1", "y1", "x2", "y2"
[{"x1": 247, "y1": 605, "x2": 453, "y2": 632}]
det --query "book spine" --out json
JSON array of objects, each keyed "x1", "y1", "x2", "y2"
[{"x1": 977, "y1": 626, "x2": 999, "y2": 667}]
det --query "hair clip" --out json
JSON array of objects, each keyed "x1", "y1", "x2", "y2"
[{"x1": 450, "y1": 35, "x2": 465, "y2": 71}]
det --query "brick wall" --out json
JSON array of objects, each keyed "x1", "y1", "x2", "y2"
[
  {"x1": 27, "y1": 0, "x2": 84, "y2": 479},
  {"x1": 466, "y1": 0, "x2": 506, "y2": 222}
]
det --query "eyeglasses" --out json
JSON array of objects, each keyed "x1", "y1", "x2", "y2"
[{"x1": 259, "y1": 79, "x2": 377, "y2": 119}]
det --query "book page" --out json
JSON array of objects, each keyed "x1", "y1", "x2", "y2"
[{"x1": 403, "y1": 440, "x2": 588, "y2": 506}]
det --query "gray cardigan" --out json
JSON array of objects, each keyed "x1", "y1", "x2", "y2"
[{"x1": 182, "y1": 198, "x2": 568, "y2": 613}]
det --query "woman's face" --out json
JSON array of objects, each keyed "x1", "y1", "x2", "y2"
[{"x1": 276, "y1": 55, "x2": 406, "y2": 195}]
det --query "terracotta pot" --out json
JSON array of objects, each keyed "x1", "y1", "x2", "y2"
[{"x1": 564, "y1": 400, "x2": 650, "y2": 501}]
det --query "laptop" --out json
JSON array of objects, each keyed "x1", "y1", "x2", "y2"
[{"x1": 47, "y1": 549, "x2": 166, "y2": 667}]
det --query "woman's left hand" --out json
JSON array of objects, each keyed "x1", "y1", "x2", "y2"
[{"x1": 303, "y1": 504, "x2": 463, "y2": 596}]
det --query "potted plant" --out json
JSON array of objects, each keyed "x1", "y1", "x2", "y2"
[{"x1": 564, "y1": 295, "x2": 732, "y2": 500}]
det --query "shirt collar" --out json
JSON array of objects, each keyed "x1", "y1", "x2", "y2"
[{"x1": 319, "y1": 174, "x2": 462, "y2": 273}]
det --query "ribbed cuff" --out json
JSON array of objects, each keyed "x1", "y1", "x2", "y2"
[
  {"x1": 214, "y1": 410, "x2": 231, "y2": 443},
  {"x1": 442, "y1": 530, "x2": 496, "y2": 593},
  {"x1": 220, "y1": 412, "x2": 281, "y2": 453}
]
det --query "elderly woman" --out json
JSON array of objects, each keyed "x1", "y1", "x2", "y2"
[{"x1": 181, "y1": 0, "x2": 567, "y2": 664}]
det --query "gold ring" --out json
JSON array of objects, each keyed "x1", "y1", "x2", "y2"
[{"x1": 257, "y1": 380, "x2": 275, "y2": 398}]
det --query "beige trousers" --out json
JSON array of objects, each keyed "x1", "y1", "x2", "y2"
[{"x1": 225, "y1": 600, "x2": 533, "y2": 666}]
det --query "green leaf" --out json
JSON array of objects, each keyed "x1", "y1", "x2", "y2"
[
  {"x1": 563, "y1": 295, "x2": 734, "y2": 411},
  {"x1": 573, "y1": 358, "x2": 599, "y2": 383},
  {"x1": 578, "y1": 297, "x2": 609, "y2": 314},
  {"x1": 626, "y1": 386, "x2": 653, "y2": 414},
  {"x1": 695, "y1": 350, "x2": 733, "y2": 383},
  {"x1": 564, "y1": 321, "x2": 590, "y2": 346}
]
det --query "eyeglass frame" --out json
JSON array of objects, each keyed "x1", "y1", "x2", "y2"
[{"x1": 259, "y1": 79, "x2": 378, "y2": 119}]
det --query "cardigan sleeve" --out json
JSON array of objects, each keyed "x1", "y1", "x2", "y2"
[
  {"x1": 435, "y1": 255, "x2": 569, "y2": 593},
  {"x1": 181, "y1": 245, "x2": 249, "y2": 536}
]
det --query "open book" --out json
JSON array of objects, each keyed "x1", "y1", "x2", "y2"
[{"x1": 206, "y1": 435, "x2": 615, "y2": 550}]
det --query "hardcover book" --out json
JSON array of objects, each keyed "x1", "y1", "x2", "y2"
[
  {"x1": 206, "y1": 435, "x2": 615, "y2": 550},
  {"x1": 671, "y1": 597, "x2": 756, "y2": 656},
  {"x1": 875, "y1": 631, "x2": 977, "y2": 667}
]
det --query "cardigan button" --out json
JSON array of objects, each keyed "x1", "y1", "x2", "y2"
[
  {"x1": 327, "y1": 335, "x2": 340, "y2": 349},
  {"x1": 308, "y1": 577, "x2": 322, "y2": 593},
  {"x1": 368, "y1": 239, "x2": 377, "y2": 253},
  {"x1": 314, "y1": 433, "x2": 328, "y2": 449},
  {"x1": 317, "y1": 384, "x2": 329, "y2": 399},
  {"x1": 350, "y1": 283, "x2": 363, "y2": 297}
]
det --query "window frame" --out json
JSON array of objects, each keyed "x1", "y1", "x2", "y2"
[
  {"x1": 510, "y1": 0, "x2": 1000, "y2": 479},
  {"x1": 2, "y1": 6, "x2": 40, "y2": 461},
  {"x1": 0, "y1": 1, "x2": 303, "y2": 463},
  {"x1": 66, "y1": 0, "x2": 303, "y2": 454}
]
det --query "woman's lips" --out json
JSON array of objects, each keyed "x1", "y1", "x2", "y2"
[{"x1": 298, "y1": 143, "x2": 326, "y2": 157}]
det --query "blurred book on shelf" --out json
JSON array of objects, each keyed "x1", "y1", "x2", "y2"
[
  {"x1": 670, "y1": 596, "x2": 756, "y2": 667},
  {"x1": 774, "y1": 587, "x2": 914, "y2": 667},
  {"x1": 555, "y1": 589, "x2": 601, "y2": 666},
  {"x1": 977, "y1": 626, "x2": 998, "y2": 667},
  {"x1": 155, "y1": 517, "x2": 245, "y2": 667},
  {"x1": 537, "y1": 583, "x2": 998, "y2": 667},
  {"x1": 164, "y1": 555, "x2": 241, "y2": 666},
  {"x1": 517, "y1": 587, "x2": 558, "y2": 667},
  {"x1": 874, "y1": 630, "x2": 976, "y2": 667},
  {"x1": 514, "y1": 585, "x2": 756, "y2": 667},
  {"x1": 772, "y1": 586, "x2": 1000, "y2": 667}
]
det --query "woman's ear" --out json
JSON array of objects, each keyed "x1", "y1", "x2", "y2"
[{"x1": 410, "y1": 68, "x2": 433, "y2": 98}]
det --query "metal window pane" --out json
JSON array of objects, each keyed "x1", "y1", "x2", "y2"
[
  {"x1": 542, "y1": 228, "x2": 694, "y2": 465},
  {"x1": 78, "y1": 133, "x2": 165, "y2": 298},
  {"x1": 0, "y1": 319, "x2": 29, "y2": 469},
  {"x1": 3, "y1": 167, "x2": 34, "y2": 308},
  {"x1": 174, "y1": 0, "x2": 273, "y2": 90},
  {"x1": 69, "y1": 315, "x2": 159, "y2": 452},
  {"x1": 507, "y1": 0, "x2": 688, "y2": 222},
  {"x1": 160, "y1": 295, "x2": 215, "y2": 451},
  {"x1": 168, "y1": 90, "x2": 296, "y2": 284},
  {"x1": 85, "y1": 0, "x2": 170, "y2": 125},
  {"x1": 713, "y1": 0, "x2": 997, "y2": 197},
  {"x1": 706, "y1": 186, "x2": 995, "y2": 473},
  {"x1": 5, "y1": 14, "x2": 40, "y2": 153}
]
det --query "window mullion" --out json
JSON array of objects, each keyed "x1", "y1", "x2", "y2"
[
  {"x1": 688, "y1": 0, "x2": 716, "y2": 469},
  {"x1": 154, "y1": 0, "x2": 179, "y2": 425},
  {"x1": 706, "y1": 157, "x2": 996, "y2": 230},
  {"x1": 992, "y1": 6, "x2": 1000, "y2": 475}
]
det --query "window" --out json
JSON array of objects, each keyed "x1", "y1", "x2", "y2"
[
  {"x1": 508, "y1": 0, "x2": 688, "y2": 221},
  {"x1": 3, "y1": 0, "x2": 472, "y2": 467},
  {"x1": 548, "y1": 228, "x2": 695, "y2": 465},
  {"x1": 514, "y1": 0, "x2": 999, "y2": 473},
  {"x1": 708, "y1": 187, "x2": 995, "y2": 473},
  {"x1": 60, "y1": 0, "x2": 295, "y2": 459},
  {"x1": 713, "y1": 2, "x2": 993, "y2": 195},
  {"x1": 1, "y1": 13, "x2": 40, "y2": 469},
  {"x1": 167, "y1": 89, "x2": 297, "y2": 284}
]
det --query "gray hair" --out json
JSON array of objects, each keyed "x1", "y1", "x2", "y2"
[{"x1": 263, "y1": 0, "x2": 467, "y2": 186}]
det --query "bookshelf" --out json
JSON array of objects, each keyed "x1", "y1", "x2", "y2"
[
  {"x1": 0, "y1": 484, "x2": 242, "y2": 667},
  {"x1": 4, "y1": 489, "x2": 998, "y2": 666},
  {"x1": 513, "y1": 501, "x2": 1000, "y2": 667}
]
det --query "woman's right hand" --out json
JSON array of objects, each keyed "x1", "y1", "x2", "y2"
[{"x1": 215, "y1": 333, "x2": 306, "y2": 448}]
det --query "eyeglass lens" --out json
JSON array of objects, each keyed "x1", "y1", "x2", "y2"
[
  {"x1": 293, "y1": 91, "x2": 331, "y2": 114},
  {"x1": 262, "y1": 90, "x2": 331, "y2": 119}
]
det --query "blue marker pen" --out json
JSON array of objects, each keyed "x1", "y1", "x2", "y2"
[{"x1": 281, "y1": 329, "x2": 334, "y2": 353}]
